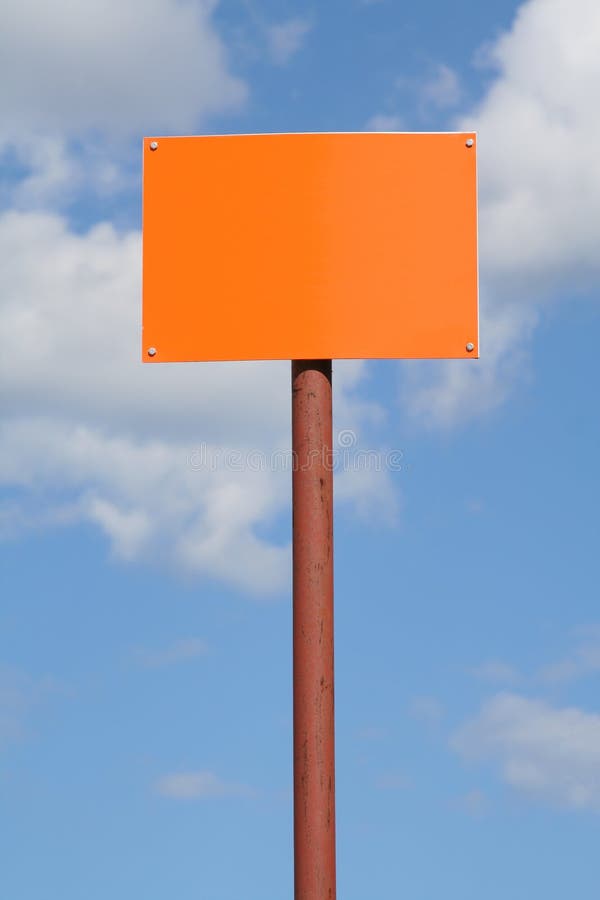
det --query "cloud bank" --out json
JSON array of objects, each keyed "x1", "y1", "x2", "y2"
[
  {"x1": 453, "y1": 692, "x2": 600, "y2": 810},
  {"x1": 403, "y1": 0, "x2": 600, "y2": 426}
]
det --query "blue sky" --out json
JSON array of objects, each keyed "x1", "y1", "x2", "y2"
[{"x1": 1, "y1": 0, "x2": 600, "y2": 897}]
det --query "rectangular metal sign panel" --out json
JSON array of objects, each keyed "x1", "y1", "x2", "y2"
[{"x1": 142, "y1": 132, "x2": 478, "y2": 362}]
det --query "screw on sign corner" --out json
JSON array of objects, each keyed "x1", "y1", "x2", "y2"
[
  {"x1": 465, "y1": 138, "x2": 474, "y2": 148},
  {"x1": 147, "y1": 347, "x2": 157, "y2": 357},
  {"x1": 149, "y1": 141, "x2": 159, "y2": 151},
  {"x1": 466, "y1": 342, "x2": 475, "y2": 352}
]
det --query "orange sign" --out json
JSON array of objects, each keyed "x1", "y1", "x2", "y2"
[{"x1": 142, "y1": 132, "x2": 478, "y2": 362}]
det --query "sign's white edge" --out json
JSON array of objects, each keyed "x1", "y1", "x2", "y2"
[{"x1": 144, "y1": 131, "x2": 478, "y2": 139}]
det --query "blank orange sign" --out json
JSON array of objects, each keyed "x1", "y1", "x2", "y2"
[{"x1": 142, "y1": 132, "x2": 478, "y2": 362}]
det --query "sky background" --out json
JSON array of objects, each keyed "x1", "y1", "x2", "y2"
[{"x1": 1, "y1": 0, "x2": 600, "y2": 897}]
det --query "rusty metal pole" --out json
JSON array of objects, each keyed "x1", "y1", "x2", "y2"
[{"x1": 291, "y1": 359, "x2": 336, "y2": 900}]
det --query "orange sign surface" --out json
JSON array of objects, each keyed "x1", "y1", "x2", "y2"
[{"x1": 142, "y1": 132, "x2": 478, "y2": 362}]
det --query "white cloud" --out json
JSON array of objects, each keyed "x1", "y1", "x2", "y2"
[
  {"x1": 419, "y1": 64, "x2": 462, "y2": 109},
  {"x1": 469, "y1": 630, "x2": 600, "y2": 688},
  {"x1": 403, "y1": 0, "x2": 600, "y2": 427},
  {"x1": 0, "y1": 416, "x2": 290, "y2": 595},
  {"x1": 1, "y1": 136, "x2": 131, "y2": 212},
  {"x1": 132, "y1": 638, "x2": 208, "y2": 668},
  {"x1": 266, "y1": 17, "x2": 312, "y2": 65},
  {"x1": 471, "y1": 660, "x2": 521, "y2": 685},
  {"x1": 0, "y1": 1, "x2": 246, "y2": 214},
  {"x1": 471, "y1": 0, "x2": 600, "y2": 288},
  {"x1": 335, "y1": 463, "x2": 398, "y2": 524},
  {"x1": 389, "y1": 63, "x2": 461, "y2": 121},
  {"x1": 453, "y1": 693, "x2": 600, "y2": 810},
  {"x1": 0, "y1": 210, "x2": 385, "y2": 594},
  {"x1": 364, "y1": 114, "x2": 404, "y2": 132},
  {"x1": 156, "y1": 770, "x2": 254, "y2": 799},
  {"x1": 0, "y1": 0, "x2": 246, "y2": 141},
  {"x1": 536, "y1": 627, "x2": 600, "y2": 684}
]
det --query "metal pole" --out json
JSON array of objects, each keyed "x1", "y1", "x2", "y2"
[{"x1": 292, "y1": 359, "x2": 336, "y2": 900}]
